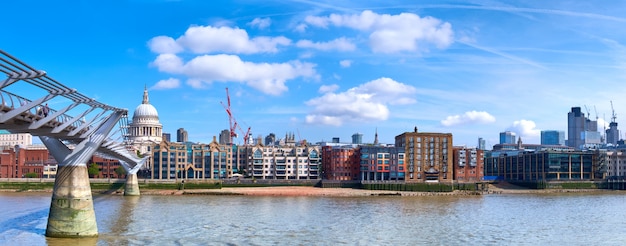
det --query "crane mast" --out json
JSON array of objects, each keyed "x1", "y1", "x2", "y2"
[{"x1": 220, "y1": 87, "x2": 251, "y2": 145}]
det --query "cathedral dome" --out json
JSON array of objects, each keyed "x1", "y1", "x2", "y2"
[{"x1": 132, "y1": 88, "x2": 160, "y2": 123}]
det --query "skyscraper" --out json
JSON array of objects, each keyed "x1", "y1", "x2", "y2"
[
  {"x1": 568, "y1": 107, "x2": 600, "y2": 149},
  {"x1": 352, "y1": 133, "x2": 363, "y2": 144},
  {"x1": 541, "y1": 130, "x2": 565, "y2": 145},
  {"x1": 477, "y1": 137, "x2": 486, "y2": 150},
  {"x1": 219, "y1": 129, "x2": 231, "y2": 145},
  {"x1": 265, "y1": 133, "x2": 276, "y2": 146},
  {"x1": 177, "y1": 128, "x2": 188, "y2": 143},
  {"x1": 499, "y1": 131, "x2": 516, "y2": 144}
]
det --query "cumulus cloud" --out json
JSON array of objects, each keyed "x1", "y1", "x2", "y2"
[
  {"x1": 248, "y1": 17, "x2": 271, "y2": 29},
  {"x1": 339, "y1": 59, "x2": 352, "y2": 68},
  {"x1": 148, "y1": 25, "x2": 291, "y2": 55},
  {"x1": 305, "y1": 77, "x2": 416, "y2": 126},
  {"x1": 506, "y1": 119, "x2": 541, "y2": 139},
  {"x1": 441, "y1": 111, "x2": 496, "y2": 126},
  {"x1": 152, "y1": 78, "x2": 181, "y2": 90},
  {"x1": 151, "y1": 54, "x2": 317, "y2": 95},
  {"x1": 304, "y1": 10, "x2": 453, "y2": 53},
  {"x1": 319, "y1": 84, "x2": 339, "y2": 93},
  {"x1": 296, "y1": 37, "x2": 356, "y2": 51},
  {"x1": 148, "y1": 36, "x2": 183, "y2": 54}
]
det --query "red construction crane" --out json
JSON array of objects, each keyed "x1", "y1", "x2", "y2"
[
  {"x1": 220, "y1": 87, "x2": 237, "y2": 145},
  {"x1": 220, "y1": 87, "x2": 251, "y2": 145}
]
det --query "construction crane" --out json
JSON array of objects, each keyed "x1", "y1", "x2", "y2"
[
  {"x1": 220, "y1": 87, "x2": 251, "y2": 145},
  {"x1": 220, "y1": 88, "x2": 237, "y2": 145},
  {"x1": 611, "y1": 100, "x2": 617, "y2": 123},
  {"x1": 584, "y1": 105, "x2": 591, "y2": 119}
]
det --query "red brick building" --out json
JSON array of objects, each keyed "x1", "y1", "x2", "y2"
[
  {"x1": 452, "y1": 147, "x2": 484, "y2": 182},
  {"x1": 0, "y1": 145, "x2": 55, "y2": 178},
  {"x1": 0, "y1": 145, "x2": 125, "y2": 179},
  {"x1": 322, "y1": 146, "x2": 360, "y2": 180}
]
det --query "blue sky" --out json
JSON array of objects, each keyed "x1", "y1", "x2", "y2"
[{"x1": 3, "y1": 0, "x2": 626, "y2": 147}]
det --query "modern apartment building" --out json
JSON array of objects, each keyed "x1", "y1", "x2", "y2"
[
  {"x1": 359, "y1": 145, "x2": 405, "y2": 181},
  {"x1": 0, "y1": 145, "x2": 54, "y2": 178},
  {"x1": 322, "y1": 145, "x2": 359, "y2": 180},
  {"x1": 246, "y1": 142, "x2": 321, "y2": 180},
  {"x1": 452, "y1": 147, "x2": 484, "y2": 182},
  {"x1": 395, "y1": 127, "x2": 453, "y2": 183}
]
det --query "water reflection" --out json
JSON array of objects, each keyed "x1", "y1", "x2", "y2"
[{"x1": 2, "y1": 192, "x2": 626, "y2": 245}]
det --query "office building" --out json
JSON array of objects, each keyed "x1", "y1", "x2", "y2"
[
  {"x1": 499, "y1": 131, "x2": 516, "y2": 144},
  {"x1": 162, "y1": 133, "x2": 171, "y2": 142},
  {"x1": 541, "y1": 130, "x2": 565, "y2": 146},
  {"x1": 568, "y1": 107, "x2": 601, "y2": 149},
  {"x1": 177, "y1": 128, "x2": 188, "y2": 143},
  {"x1": 352, "y1": 133, "x2": 363, "y2": 145},
  {"x1": 0, "y1": 130, "x2": 32, "y2": 148},
  {"x1": 265, "y1": 133, "x2": 276, "y2": 146},
  {"x1": 485, "y1": 150, "x2": 596, "y2": 181},
  {"x1": 219, "y1": 129, "x2": 231, "y2": 145},
  {"x1": 477, "y1": 137, "x2": 486, "y2": 150},
  {"x1": 606, "y1": 122, "x2": 620, "y2": 146},
  {"x1": 150, "y1": 136, "x2": 240, "y2": 180},
  {"x1": 395, "y1": 127, "x2": 453, "y2": 183}
]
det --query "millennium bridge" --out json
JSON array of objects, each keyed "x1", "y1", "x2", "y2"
[{"x1": 0, "y1": 50, "x2": 147, "y2": 238}]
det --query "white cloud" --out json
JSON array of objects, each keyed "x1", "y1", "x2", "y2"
[
  {"x1": 506, "y1": 119, "x2": 541, "y2": 139},
  {"x1": 295, "y1": 23, "x2": 308, "y2": 32},
  {"x1": 151, "y1": 54, "x2": 317, "y2": 95},
  {"x1": 339, "y1": 59, "x2": 352, "y2": 68},
  {"x1": 305, "y1": 77, "x2": 416, "y2": 126},
  {"x1": 248, "y1": 17, "x2": 271, "y2": 29},
  {"x1": 304, "y1": 10, "x2": 453, "y2": 53},
  {"x1": 150, "y1": 25, "x2": 291, "y2": 55},
  {"x1": 148, "y1": 36, "x2": 183, "y2": 54},
  {"x1": 441, "y1": 111, "x2": 496, "y2": 126},
  {"x1": 152, "y1": 78, "x2": 181, "y2": 90},
  {"x1": 296, "y1": 37, "x2": 356, "y2": 51},
  {"x1": 319, "y1": 84, "x2": 339, "y2": 93}
]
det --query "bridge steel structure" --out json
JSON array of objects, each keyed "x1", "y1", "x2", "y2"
[{"x1": 0, "y1": 50, "x2": 146, "y2": 238}]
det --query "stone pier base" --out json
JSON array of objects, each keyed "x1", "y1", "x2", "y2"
[
  {"x1": 124, "y1": 173, "x2": 140, "y2": 196},
  {"x1": 46, "y1": 165, "x2": 98, "y2": 238}
]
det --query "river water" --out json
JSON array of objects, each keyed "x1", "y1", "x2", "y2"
[{"x1": 1, "y1": 191, "x2": 625, "y2": 245}]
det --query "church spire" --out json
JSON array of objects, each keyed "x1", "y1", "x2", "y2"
[
  {"x1": 142, "y1": 85, "x2": 149, "y2": 104},
  {"x1": 374, "y1": 127, "x2": 379, "y2": 145}
]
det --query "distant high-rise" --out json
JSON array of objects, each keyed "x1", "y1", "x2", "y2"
[
  {"x1": 332, "y1": 137, "x2": 340, "y2": 143},
  {"x1": 568, "y1": 107, "x2": 601, "y2": 149},
  {"x1": 177, "y1": 128, "x2": 188, "y2": 143},
  {"x1": 162, "y1": 133, "x2": 171, "y2": 142},
  {"x1": 499, "y1": 131, "x2": 516, "y2": 144},
  {"x1": 477, "y1": 137, "x2": 486, "y2": 150},
  {"x1": 219, "y1": 129, "x2": 231, "y2": 145},
  {"x1": 352, "y1": 133, "x2": 363, "y2": 144},
  {"x1": 541, "y1": 130, "x2": 565, "y2": 145},
  {"x1": 265, "y1": 133, "x2": 276, "y2": 146},
  {"x1": 606, "y1": 122, "x2": 620, "y2": 145}
]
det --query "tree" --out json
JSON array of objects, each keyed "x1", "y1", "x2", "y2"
[
  {"x1": 24, "y1": 172, "x2": 38, "y2": 178},
  {"x1": 115, "y1": 165, "x2": 126, "y2": 178},
  {"x1": 88, "y1": 163, "x2": 100, "y2": 178}
]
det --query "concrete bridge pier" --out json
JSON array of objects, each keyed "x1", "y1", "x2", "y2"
[
  {"x1": 124, "y1": 173, "x2": 140, "y2": 196},
  {"x1": 46, "y1": 165, "x2": 98, "y2": 238},
  {"x1": 41, "y1": 111, "x2": 124, "y2": 238}
]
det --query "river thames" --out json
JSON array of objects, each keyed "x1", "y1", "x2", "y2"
[{"x1": 1, "y1": 191, "x2": 626, "y2": 245}]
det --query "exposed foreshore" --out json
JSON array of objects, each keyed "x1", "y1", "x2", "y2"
[{"x1": 1, "y1": 180, "x2": 624, "y2": 197}]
